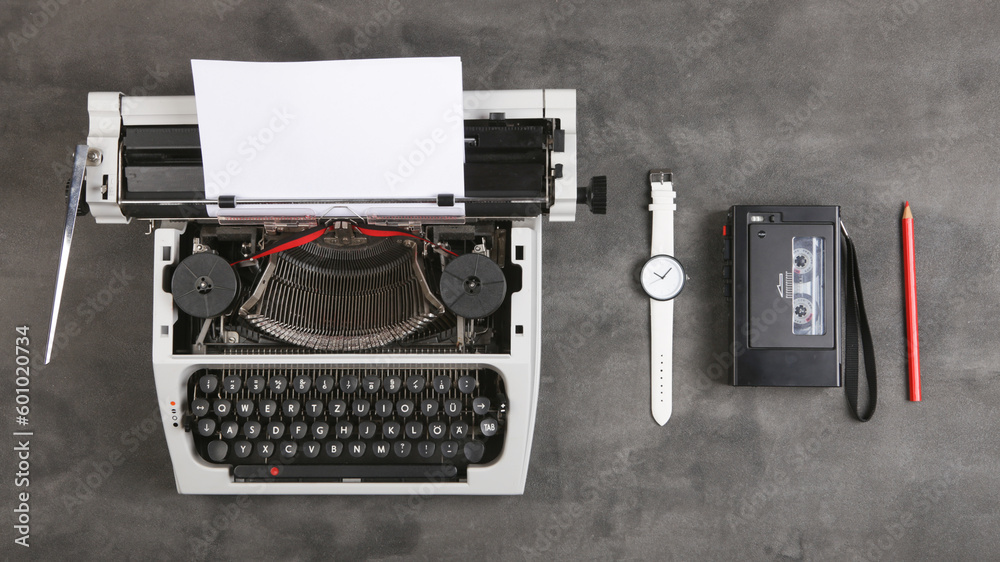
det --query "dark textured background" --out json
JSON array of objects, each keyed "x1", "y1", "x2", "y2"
[{"x1": 2, "y1": 1, "x2": 999, "y2": 560}]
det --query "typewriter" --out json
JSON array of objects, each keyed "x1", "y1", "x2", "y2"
[{"x1": 49, "y1": 88, "x2": 606, "y2": 494}]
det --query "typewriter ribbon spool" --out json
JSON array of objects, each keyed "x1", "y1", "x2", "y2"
[{"x1": 171, "y1": 253, "x2": 240, "y2": 318}]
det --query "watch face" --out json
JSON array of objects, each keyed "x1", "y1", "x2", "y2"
[{"x1": 640, "y1": 255, "x2": 685, "y2": 301}]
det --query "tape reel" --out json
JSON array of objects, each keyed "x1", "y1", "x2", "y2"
[{"x1": 171, "y1": 253, "x2": 240, "y2": 319}]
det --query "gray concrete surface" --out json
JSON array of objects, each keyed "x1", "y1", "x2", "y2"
[{"x1": 2, "y1": 0, "x2": 999, "y2": 559}]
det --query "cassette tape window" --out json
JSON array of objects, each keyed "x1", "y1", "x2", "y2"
[{"x1": 791, "y1": 236, "x2": 825, "y2": 336}]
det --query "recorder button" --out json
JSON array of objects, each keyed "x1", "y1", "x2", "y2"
[
  {"x1": 723, "y1": 265, "x2": 732, "y2": 279},
  {"x1": 199, "y1": 374, "x2": 219, "y2": 394},
  {"x1": 191, "y1": 398, "x2": 210, "y2": 417},
  {"x1": 723, "y1": 238, "x2": 731, "y2": 261},
  {"x1": 207, "y1": 440, "x2": 228, "y2": 462},
  {"x1": 723, "y1": 284, "x2": 732, "y2": 298}
]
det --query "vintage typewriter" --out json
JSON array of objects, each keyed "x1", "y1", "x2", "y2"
[{"x1": 48, "y1": 89, "x2": 606, "y2": 494}]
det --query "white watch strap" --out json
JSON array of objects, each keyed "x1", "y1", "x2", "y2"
[{"x1": 649, "y1": 170, "x2": 675, "y2": 425}]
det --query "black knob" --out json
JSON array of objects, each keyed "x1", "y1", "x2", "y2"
[{"x1": 577, "y1": 176, "x2": 607, "y2": 215}]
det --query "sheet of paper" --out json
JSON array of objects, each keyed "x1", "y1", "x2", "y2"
[{"x1": 191, "y1": 58, "x2": 465, "y2": 218}]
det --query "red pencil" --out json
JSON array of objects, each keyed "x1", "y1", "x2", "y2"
[{"x1": 902, "y1": 202, "x2": 921, "y2": 401}]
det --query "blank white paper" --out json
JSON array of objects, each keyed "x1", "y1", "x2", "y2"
[{"x1": 191, "y1": 57, "x2": 465, "y2": 218}]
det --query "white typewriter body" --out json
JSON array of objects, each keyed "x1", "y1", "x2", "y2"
[{"x1": 77, "y1": 90, "x2": 587, "y2": 494}]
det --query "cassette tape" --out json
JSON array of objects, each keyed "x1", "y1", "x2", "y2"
[{"x1": 725, "y1": 206, "x2": 841, "y2": 387}]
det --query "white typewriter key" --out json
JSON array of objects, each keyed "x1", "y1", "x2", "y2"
[
  {"x1": 207, "y1": 441, "x2": 228, "y2": 462},
  {"x1": 311, "y1": 422, "x2": 329, "y2": 439},
  {"x1": 190, "y1": 398, "x2": 210, "y2": 417},
  {"x1": 472, "y1": 397, "x2": 491, "y2": 416},
  {"x1": 199, "y1": 374, "x2": 219, "y2": 394},
  {"x1": 441, "y1": 441, "x2": 458, "y2": 458},
  {"x1": 197, "y1": 419, "x2": 216, "y2": 437},
  {"x1": 457, "y1": 376, "x2": 477, "y2": 394},
  {"x1": 302, "y1": 442, "x2": 320, "y2": 458},
  {"x1": 243, "y1": 421, "x2": 261, "y2": 439},
  {"x1": 358, "y1": 421, "x2": 376, "y2": 439},
  {"x1": 234, "y1": 441, "x2": 252, "y2": 459}
]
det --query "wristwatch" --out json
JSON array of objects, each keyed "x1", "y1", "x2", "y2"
[{"x1": 640, "y1": 170, "x2": 684, "y2": 425}]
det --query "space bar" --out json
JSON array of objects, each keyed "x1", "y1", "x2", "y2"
[{"x1": 233, "y1": 464, "x2": 459, "y2": 481}]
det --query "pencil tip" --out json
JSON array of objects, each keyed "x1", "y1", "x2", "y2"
[{"x1": 905, "y1": 201, "x2": 909, "y2": 207}]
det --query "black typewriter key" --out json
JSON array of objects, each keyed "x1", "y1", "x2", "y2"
[
  {"x1": 335, "y1": 422, "x2": 353, "y2": 439},
  {"x1": 464, "y1": 441, "x2": 485, "y2": 463},
  {"x1": 441, "y1": 441, "x2": 458, "y2": 459},
  {"x1": 406, "y1": 375, "x2": 425, "y2": 393},
  {"x1": 328, "y1": 399, "x2": 347, "y2": 417},
  {"x1": 302, "y1": 441, "x2": 321, "y2": 458},
  {"x1": 267, "y1": 422, "x2": 285, "y2": 439},
  {"x1": 247, "y1": 375, "x2": 266, "y2": 394},
  {"x1": 352, "y1": 399, "x2": 371, "y2": 417},
  {"x1": 305, "y1": 400, "x2": 324, "y2": 417},
  {"x1": 199, "y1": 374, "x2": 219, "y2": 394},
  {"x1": 394, "y1": 441, "x2": 412, "y2": 458},
  {"x1": 234, "y1": 441, "x2": 252, "y2": 458},
  {"x1": 428, "y1": 421, "x2": 447, "y2": 440},
  {"x1": 208, "y1": 440, "x2": 228, "y2": 462},
  {"x1": 292, "y1": 375, "x2": 312, "y2": 394},
  {"x1": 348, "y1": 441, "x2": 366, "y2": 458},
  {"x1": 358, "y1": 421, "x2": 376, "y2": 439},
  {"x1": 405, "y1": 422, "x2": 423, "y2": 439},
  {"x1": 236, "y1": 400, "x2": 254, "y2": 417},
  {"x1": 243, "y1": 421, "x2": 261, "y2": 439},
  {"x1": 383, "y1": 421, "x2": 401, "y2": 439},
  {"x1": 340, "y1": 375, "x2": 359, "y2": 394},
  {"x1": 312, "y1": 422, "x2": 329, "y2": 439},
  {"x1": 444, "y1": 399, "x2": 463, "y2": 417},
  {"x1": 325, "y1": 441, "x2": 343, "y2": 458},
  {"x1": 213, "y1": 399, "x2": 231, "y2": 417},
  {"x1": 259, "y1": 399, "x2": 277, "y2": 417},
  {"x1": 316, "y1": 375, "x2": 335, "y2": 393},
  {"x1": 432, "y1": 375, "x2": 451, "y2": 393},
  {"x1": 256, "y1": 441, "x2": 274, "y2": 458},
  {"x1": 417, "y1": 441, "x2": 435, "y2": 458},
  {"x1": 457, "y1": 376, "x2": 476, "y2": 394},
  {"x1": 197, "y1": 419, "x2": 216, "y2": 437},
  {"x1": 450, "y1": 421, "x2": 469, "y2": 439},
  {"x1": 479, "y1": 418, "x2": 498, "y2": 437},
  {"x1": 472, "y1": 397, "x2": 491, "y2": 416},
  {"x1": 384, "y1": 375, "x2": 402, "y2": 394},
  {"x1": 375, "y1": 399, "x2": 393, "y2": 417},
  {"x1": 283, "y1": 399, "x2": 301, "y2": 417},
  {"x1": 279, "y1": 441, "x2": 297, "y2": 458},
  {"x1": 362, "y1": 375, "x2": 381, "y2": 393},
  {"x1": 220, "y1": 421, "x2": 239, "y2": 439},
  {"x1": 223, "y1": 375, "x2": 242, "y2": 393},
  {"x1": 268, "y1": 376, "x2": 288, "y2": 393},
  {"x1": 373, "y1": 441, "x2": 391, "y2": 458},
  {"x1": 191, "y1": 398, "x2": 210, "y2": 417},
  {"x1": 396, "y1": 399, "x2": 415, "y2": 417},
  {"x1": 421, "y1": 399, "x2": 439, "y2": 416},
  {"x1": 289, "y1": 421, "x2": 308, "y2": 440}
]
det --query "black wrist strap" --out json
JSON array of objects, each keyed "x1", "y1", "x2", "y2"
[{"x1": 841, "y1": 221, "x2": 877, "y2": 422}]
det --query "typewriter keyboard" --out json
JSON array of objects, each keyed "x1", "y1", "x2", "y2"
[{"x1": 186, "y1": 367, "x2": 507, "y2": 482}]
